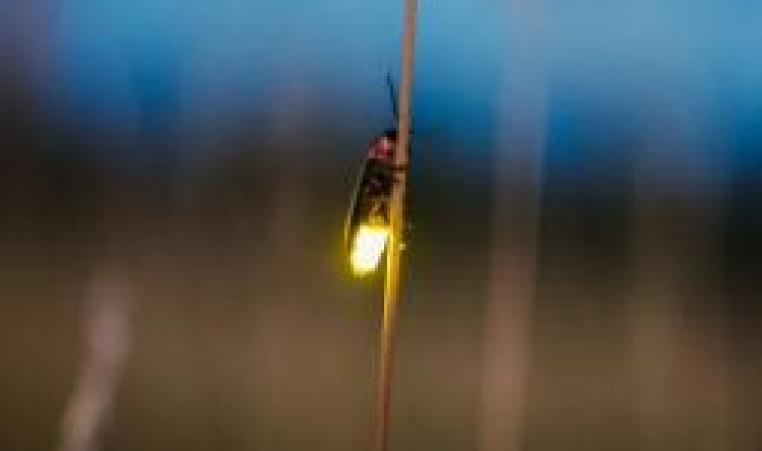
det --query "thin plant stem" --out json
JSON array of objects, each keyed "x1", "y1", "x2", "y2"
[{"x1": 374, "y1": 1, "x2": 417, "y2": 450}]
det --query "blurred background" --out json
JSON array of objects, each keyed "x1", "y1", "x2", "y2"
[{"x1": 1, "y1": 0, "x2": 760, "y2": 450}]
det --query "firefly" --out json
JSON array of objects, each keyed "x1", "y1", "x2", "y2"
[
  {"x1": 344, "y1": 75, "x2": 409, "y2": 277},
  {"x1": 345, "y1": 129, "x2": 398, "y2": 276}
]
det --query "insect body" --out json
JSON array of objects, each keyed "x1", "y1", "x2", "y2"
[
  {"x1": 345, "y1": 130, "x2": 399, "y2": 276},
  {"x1": 345, "y1": 76, "x2": 410, "y2": 276}
]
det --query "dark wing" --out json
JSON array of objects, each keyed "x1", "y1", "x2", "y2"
[
  {"x1": 344, "y1": 159, "x2": 373, "y2": 252},
  {"x1": 344, "y1": 158, "x2": 396, "y2": 252}
]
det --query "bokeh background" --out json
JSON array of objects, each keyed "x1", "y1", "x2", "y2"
[{"x1": 1, "y1": 0, "x2": 760, "y2": 450}]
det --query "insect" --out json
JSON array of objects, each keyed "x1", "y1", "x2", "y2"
[{"x1": 345, "y1": 75, "x2": 410, "y2": 276}]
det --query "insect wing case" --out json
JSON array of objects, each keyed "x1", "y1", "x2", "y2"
[{"x1": 344, "y1": 158, "x2": 395, "y2": 252}]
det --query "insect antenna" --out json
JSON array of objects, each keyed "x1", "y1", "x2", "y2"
[{"x1": 385, "y1": 72, "x2": 399, "y2": 123}]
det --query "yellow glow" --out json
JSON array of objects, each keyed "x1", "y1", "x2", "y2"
[{"x1": 350, "y1": 224, "x2": 390, "y2": 276}]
